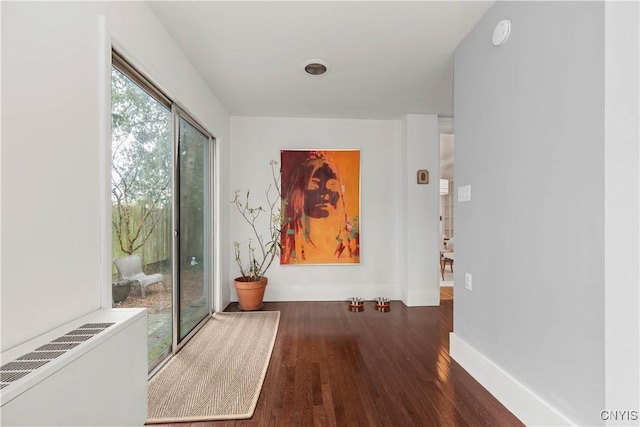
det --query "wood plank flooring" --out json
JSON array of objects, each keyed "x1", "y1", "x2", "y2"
[
  {"x1": 440, "y1": 287, "x2": 454, "y2": 301},
  {"x1": 152, "y1": 300, "x2": 523, "y2": 427}
]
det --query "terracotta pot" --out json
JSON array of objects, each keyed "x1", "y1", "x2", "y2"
[{"x1": 234, "y1": 276, "x2": 268, "y2": 311}]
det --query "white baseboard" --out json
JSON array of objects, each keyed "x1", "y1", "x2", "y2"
[
  {"x1": 238, "y1": 283, "x2": 402, "y2": 302},
  {"x1": 403, "y1": 290, "x2": 440, "y2": 306},
  {"x1": 449, "y1": 333, "x2": 575, "y2": 427},
  {"x1": 231, "y1": 282, "x2": 440, "y2": 307}
]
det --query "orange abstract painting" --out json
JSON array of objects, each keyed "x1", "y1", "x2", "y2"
[{"x1": 280, "y1": 150, "x2": 360, "y2": 265}]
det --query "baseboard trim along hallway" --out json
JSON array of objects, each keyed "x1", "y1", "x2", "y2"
[{"x1": 449, "y1": 333, "x2": 575, "y2": 426}]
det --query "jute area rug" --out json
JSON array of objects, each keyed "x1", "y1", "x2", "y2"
[{"x1": 147, "y1": 311, "x2": 280, "y2": 423}]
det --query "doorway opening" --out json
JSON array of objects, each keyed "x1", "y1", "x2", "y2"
[{"x1": 440, "y1": 132, "x2": 454, "y2": 298}]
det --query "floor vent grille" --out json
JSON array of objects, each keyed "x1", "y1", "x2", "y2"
[{"x1": 0, "y1": 322, "x2": 115, "y2": 389}]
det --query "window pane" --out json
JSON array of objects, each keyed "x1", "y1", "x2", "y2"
[
  {"x1": 178, "y1": 116, "x2": 210, "y2": 340},
  {"x1": 111, "y1": 66, "x2": 173, "y2": 369}
]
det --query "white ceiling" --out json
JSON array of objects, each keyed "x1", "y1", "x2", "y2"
[{"x1": 148, "y1": 1, "x2": 493, "y2": 120}]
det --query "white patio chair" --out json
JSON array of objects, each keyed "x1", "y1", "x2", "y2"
[{"x1": 113, "y1": 254, "x2": 166, "y2": 298}]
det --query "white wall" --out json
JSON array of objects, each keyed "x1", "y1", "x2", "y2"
[
  {"x1": 401, "y1": 114, "x2": 441, "y2": 306},
  {"x1": 229, "y1": 116, "x2": 407, "y2": 302},
  {"x1": 451, "y1": 2, "x2": 617, "y2": 426},
  {"x1": 3, "y1": 2, "x2": 102, "y2": 351},
  {"x1": 604, "y1": 1, "x2": 640, "y2": 422},
  {"x1": 1, "y1": 1, "x2": 230, "y2": 349}
]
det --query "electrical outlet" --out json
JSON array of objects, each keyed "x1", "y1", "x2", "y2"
[{"x1": 465, "y1": 273, "x2": 472, "y2": 290}]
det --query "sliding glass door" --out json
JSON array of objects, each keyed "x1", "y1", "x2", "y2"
[
  {"x1": 111, "y1": 52, "x2": 214, "y2": 371},
  {"x1": 111, "y1": 64, "x2": 174, "y2": 370},
  {"x1": 176, "y1": 115, "x2": 211, "y2": 342}
]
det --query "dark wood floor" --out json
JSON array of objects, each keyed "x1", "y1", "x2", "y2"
[{"x1": 153, "y1": 300, "x2": 523, "y2": 427}]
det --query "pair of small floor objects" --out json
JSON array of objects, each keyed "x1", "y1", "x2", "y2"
[{"x1": 348, "y1": 297, "x2": 391, "y2": 312}]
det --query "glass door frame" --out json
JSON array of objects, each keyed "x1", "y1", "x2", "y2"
[{"x1": 171, "y1": 105, "x2": 215, "y2": 354}]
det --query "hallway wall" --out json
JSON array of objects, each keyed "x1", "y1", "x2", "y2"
[{"x1": 452, "y1": 2, "x2": 606, "y2": 425}]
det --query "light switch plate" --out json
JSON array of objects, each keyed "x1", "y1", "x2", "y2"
[
  {"x1": 458, "y1": 185, "x2": 471, "y2": 202},
  {"x1": 465, "y1": 273, "x2": 472, "y2": 290}
]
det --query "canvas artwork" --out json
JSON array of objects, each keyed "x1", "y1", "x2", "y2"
[{"x1": 280, "y1": 150, "x2": 360, "y2": 265}]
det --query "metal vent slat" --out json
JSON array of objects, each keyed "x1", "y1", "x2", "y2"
[
  {"x1": 0, "y1": 383, "x2": 8, "y2": 389},
  {"x1": 78, "y1": 323, "x2": 114, "y2": 329},
  {"x1": 71, "y1": 328, "x2": 106, "y2": 335},
  {"x1": 35, "y1": 342, "x2": 79, "y2": 352},
  {"x1": 17, "y1": 351, "x2": 65, "y2": 361},
  {"x1": 51, "y1": 335, "x2": 92, "y2": 343},
  {"x1": 1, "y1": 371, "x2": 30, "y2": 382},
  {"x1": 1, "y1": 360, "x2": 49, "y2": 371},
  {"x1": 65, "y1": 329, "x2": 101, "y2": 336}
]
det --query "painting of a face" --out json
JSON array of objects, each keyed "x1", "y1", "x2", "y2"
[
  {"x1": 304, "y1": 163, "x2": 340, "y2": 218},
  {"x1": 280, "y1": 149, "x2": 360, "y2": 265}
]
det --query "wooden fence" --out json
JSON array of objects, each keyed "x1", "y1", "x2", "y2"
[{"x1": 111, "y1": 204, "x2": 172, "y2": 275}]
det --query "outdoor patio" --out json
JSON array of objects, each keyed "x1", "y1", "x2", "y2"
[{"x1": 113, "y1": 265, "x2": 208, "y2": 363}]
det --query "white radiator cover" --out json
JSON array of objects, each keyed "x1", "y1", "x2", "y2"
[{"x1": 1, "y1": 308, "x2": 147, "y2": 426}]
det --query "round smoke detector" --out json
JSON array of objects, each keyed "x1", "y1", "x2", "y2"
[{"x1": 492, "y1": 19, "x2": 511, "y2": 47}]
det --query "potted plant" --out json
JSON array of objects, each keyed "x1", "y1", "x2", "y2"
[{"x1": 231, "y1": 160, "x2": 282, "y2": 310}]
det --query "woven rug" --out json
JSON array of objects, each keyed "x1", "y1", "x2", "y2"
[{"x1": 147, "y1": 311, "x2": 280, "y2": 423}]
